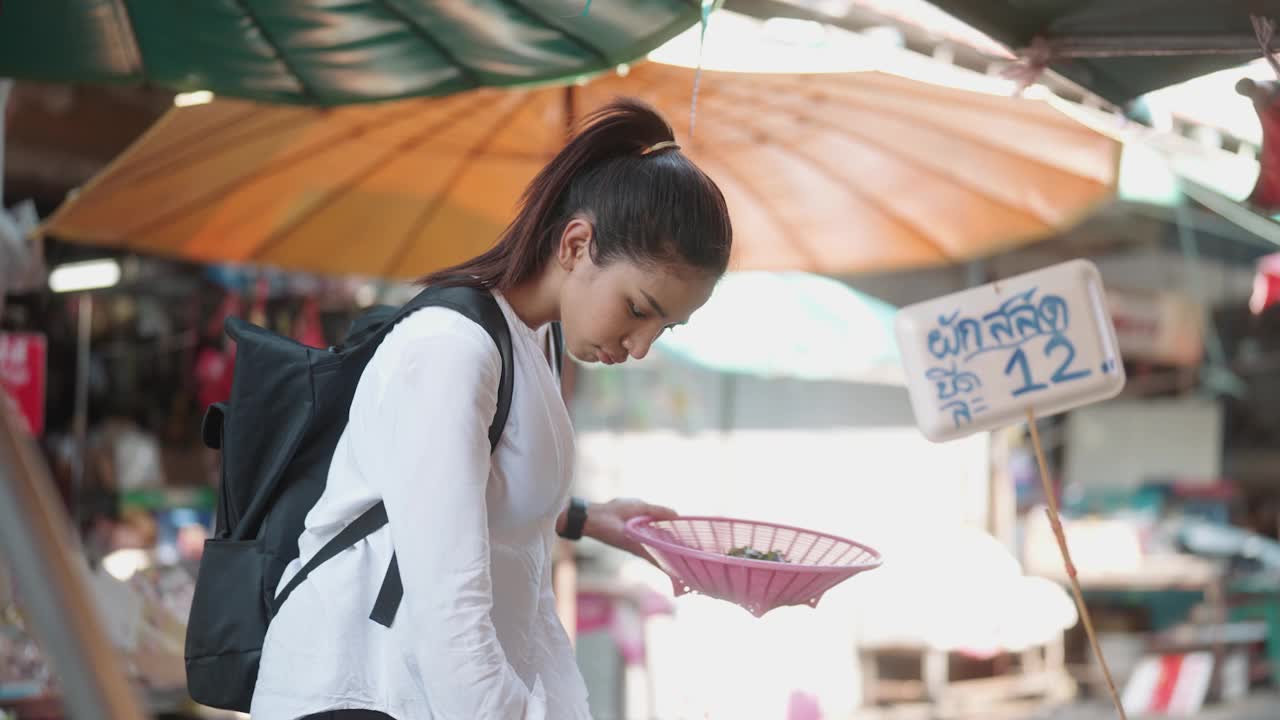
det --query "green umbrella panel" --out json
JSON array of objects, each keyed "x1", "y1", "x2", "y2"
[
  {"x1": 0, "y1": 0, "x2": 708, "y2": 106},
  {"x1": 923, "y1": 1, "x2": 1280, "y2": 106}
]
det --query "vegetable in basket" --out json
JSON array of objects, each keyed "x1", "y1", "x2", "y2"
[{"x1": 726, "y1": 546, "x2": 789, "y2": 563}]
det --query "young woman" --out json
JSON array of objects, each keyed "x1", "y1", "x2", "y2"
[{"x1": 251, "y1": 98, "x2": 733, "y2": 720}]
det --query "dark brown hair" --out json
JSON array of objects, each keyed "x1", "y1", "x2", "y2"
[{"x1": 421, "y1": 98, "x2": 732, "y2": 289}]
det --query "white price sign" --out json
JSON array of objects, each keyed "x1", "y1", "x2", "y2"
[{"x1": 895, "y1": 260, "x2": 1126, "y2": 442}]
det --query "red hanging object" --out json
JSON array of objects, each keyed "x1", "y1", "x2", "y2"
[
  {"x1": 293, "y1": 297, "x2": 327, "y2": 348},
  {"x1": 1241, "y1": 15, "x2": 1280, "y2": 211},
  {"x1": 1250, "y1": 252, "x2": 1280, "y2": 314},
  {"x1": 196, "y1": 292, "x2": 241, "y2": 410},
  {"x1": 1238, "y1": 78, "x2": 1280, "y2": 211}
]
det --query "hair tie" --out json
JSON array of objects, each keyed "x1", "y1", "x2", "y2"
[{"x1": 640, "y1": 140, "x2": 680, "y2": 156}]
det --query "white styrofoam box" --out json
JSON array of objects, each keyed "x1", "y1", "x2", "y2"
[
  {"x1": 895, "y1": 259, "x2": 1126, "y2": 442},
  {"x1": 1064, "y1": 398, "x2": 1221, "y2": 490}
]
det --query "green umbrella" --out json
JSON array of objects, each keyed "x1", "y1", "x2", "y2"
[
  {"x1": 0, "y1": 1, "x2": 707, "y2": 106},
  {"x1": 923, "y1": 1, "x2": 1277, "y2": 106}
]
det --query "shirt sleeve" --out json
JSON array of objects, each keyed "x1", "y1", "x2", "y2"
[{"x1": 363, "y1": 312, "x2": 546, "y2": 720}]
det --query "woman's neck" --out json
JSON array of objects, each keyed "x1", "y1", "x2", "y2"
[{"x1": 503, "y1": 268, "x2": 562, "y2": 329}]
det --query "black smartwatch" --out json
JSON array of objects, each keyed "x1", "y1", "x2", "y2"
[{"x1": 558, "y1": 496, "x2": 588, "y2": 541}]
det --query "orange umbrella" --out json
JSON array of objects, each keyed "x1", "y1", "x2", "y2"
[{"x1": 43, "y1": 61, "x2": 1120, "y2": 279}]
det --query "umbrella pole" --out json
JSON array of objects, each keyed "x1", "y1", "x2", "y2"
[
  {"x1": 563, "y1": 85, "x2": 577, "y2": 135},
  {"x1": 71, "y1": 293, "x2": 93, "y2": 537},
  {"x1": 1026, "y1": 408, "x2": 1128, "y2": 720},
  {"x1": 718, "y1": 372, "x2": 736, "y2": 433}
]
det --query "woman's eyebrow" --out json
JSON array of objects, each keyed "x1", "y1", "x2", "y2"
[{"x1": 640, "y1": 289, "x2": 668, "y2": 319}]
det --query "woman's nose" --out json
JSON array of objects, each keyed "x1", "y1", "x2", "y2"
[{"x1": 623, "y1": 334, "x2": 653, "y2": 360}]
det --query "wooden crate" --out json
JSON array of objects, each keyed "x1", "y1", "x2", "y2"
[{"x1": 859, "y1": 634, "x2": 1077, "y2": 719}]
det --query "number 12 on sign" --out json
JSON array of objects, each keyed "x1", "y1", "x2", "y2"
[{"x1": 1005, "y1": 335, "x2": 1092, "y2": 398}]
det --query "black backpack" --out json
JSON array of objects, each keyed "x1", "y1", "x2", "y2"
[{"x1": 184, "y1": 285, "x2": 527, "y2": 712}]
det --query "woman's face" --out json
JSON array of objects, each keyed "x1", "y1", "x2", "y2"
[{"x1": 557, "y1": 221, "x2": 718, "y2": 366}]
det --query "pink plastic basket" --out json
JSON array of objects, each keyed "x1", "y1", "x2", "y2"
[{"x1": 624, "y1": 516, "x2": 883, "y2": 618}]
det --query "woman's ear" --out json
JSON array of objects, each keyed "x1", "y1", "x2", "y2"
[{"x1": 558, "y1": 217, "x2": 594, "y2": 271}]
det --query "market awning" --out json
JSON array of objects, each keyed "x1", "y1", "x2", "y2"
[
  {"x1": 42, "y1": 61, "x2": 1123, "y2": 279},
  {"x1": 0, "y1": 1, "x2": 705, "y2": 105},
  {"x1": 922, "y1": 1, "x2": 1279, "y2": 106}
]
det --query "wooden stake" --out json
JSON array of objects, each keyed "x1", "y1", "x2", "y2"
[{"x1": 1026, "y1": 408, "x2": 1128, "y2": 720}]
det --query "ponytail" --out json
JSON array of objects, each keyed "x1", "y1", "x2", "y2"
[{"x1": 421, "y1": 98, "x2": 731, "y2": 289}]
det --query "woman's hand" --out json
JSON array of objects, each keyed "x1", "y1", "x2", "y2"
[{"x1": 574, "y1": 497, "x2": 677, "y2": 566}]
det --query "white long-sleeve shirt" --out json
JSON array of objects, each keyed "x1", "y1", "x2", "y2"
[{"x1": 251, "y1": 292, "x2": 590, "y2": 720}]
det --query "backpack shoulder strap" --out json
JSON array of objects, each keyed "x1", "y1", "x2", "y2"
[
  {"x1": 547, "y1": 321, "x2": 564, "y2": 385},
  {"x1": 394, "y1": 285, "x2": 514, "y2": 452},
  {"x1": 273, "y1": 502, "x2": 389, "y2": 614}
]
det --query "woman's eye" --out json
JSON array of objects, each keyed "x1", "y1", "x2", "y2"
[{"x1": 628, "y1": 302, "x2": 646, "y2": 319}]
